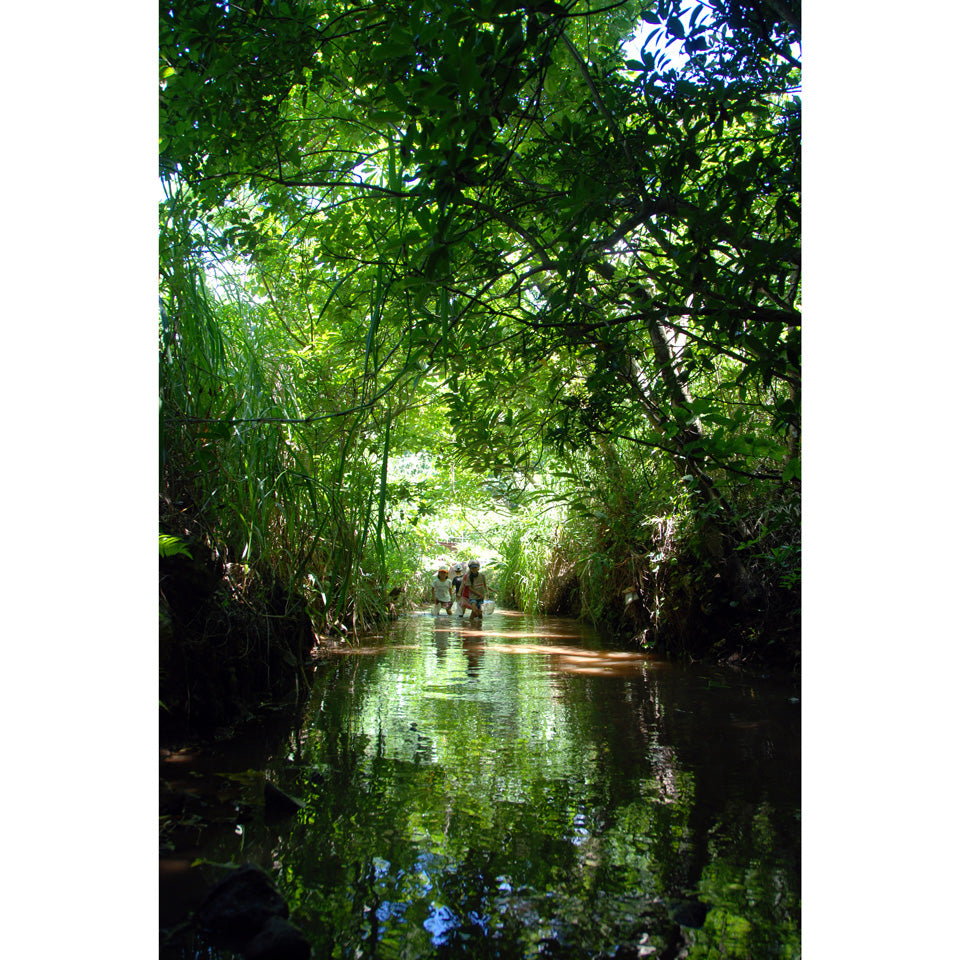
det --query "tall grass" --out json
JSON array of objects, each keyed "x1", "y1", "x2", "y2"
[
  {"x1": 159, "y1": 183, "x2": 424, "y2": 639},
  {"x1": 491, "y1": 435, "x2": 799, "y2": 665},
  {"x1": 493, "y1": 509, "x2": 558, "y2": 613}
]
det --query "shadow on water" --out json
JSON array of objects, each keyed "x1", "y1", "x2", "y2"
[{"x1": 161, "y1": 608, "x2": 800, "y2": 959}]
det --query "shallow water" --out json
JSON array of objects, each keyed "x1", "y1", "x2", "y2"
[{"x1": 160, "y1": 609, "x2": 800, "y2": 958}]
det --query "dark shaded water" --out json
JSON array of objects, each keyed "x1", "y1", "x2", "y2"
[{"x1": 161, "y1": 610, "x2": 800, "y2": 959}]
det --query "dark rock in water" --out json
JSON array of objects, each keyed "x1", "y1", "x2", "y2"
[
  {"x1": 244, "y1": 915, "x2": 312, "y2": 960},
  {"x1": 665, "y1": 897, "x2": 709, "y2": 928},
  {"x1": 264, "y1": 782, "x2": 305, "y2": 823},
  {"x1": 195, "y1": 864, "x2": 289, "y2": 945}
]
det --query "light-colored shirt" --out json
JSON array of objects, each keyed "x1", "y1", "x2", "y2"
[{"x1": 432, "y1": 577, "x2": 455, "y2": 602}]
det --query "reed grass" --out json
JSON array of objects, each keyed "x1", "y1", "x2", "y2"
[{"x1": 159, "y1": 184, "x2": 426, "y2": 640}]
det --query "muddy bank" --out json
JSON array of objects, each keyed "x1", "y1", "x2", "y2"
[{"x1": 160, "y1": 542, "x2": 315, "y2": 737}]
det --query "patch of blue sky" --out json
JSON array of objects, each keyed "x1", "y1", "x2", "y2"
[
  {"x1": 621, "y1": 3, "x2": 800, "y2": 81},
  {"x1": 621, "y1": 2, "x2": 713, "y2": 75}
]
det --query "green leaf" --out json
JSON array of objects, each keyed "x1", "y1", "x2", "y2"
[
  {"x1": 384, "y1": 84, "x2": 409, "y2": 112},
  {"x1": 159, "y1": 534, "x2": 193, "y2": 559},
  {"x1": 666, "y1": 16, "x2": 685, "y2": 38}
]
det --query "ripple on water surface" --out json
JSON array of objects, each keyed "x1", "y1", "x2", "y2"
[{"x1": 161, "y1": 609, "x2": 800, "y2": 960}]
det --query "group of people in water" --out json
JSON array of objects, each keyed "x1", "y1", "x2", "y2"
[{"x1": 430, "y1": 560, "x2": 491, "y2": 620}]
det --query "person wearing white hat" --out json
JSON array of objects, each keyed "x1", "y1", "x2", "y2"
[{"x1": 451, "y1": 562, "x2": 466, "y2": 616}]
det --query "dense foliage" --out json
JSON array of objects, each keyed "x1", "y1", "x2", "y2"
[{"x1": 159, "y1": 0, "x2": 800, "y2": 722}]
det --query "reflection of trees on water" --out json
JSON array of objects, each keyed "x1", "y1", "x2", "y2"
[{"x1": 184, "y1": 624, "x2": 798, "y2": 959}]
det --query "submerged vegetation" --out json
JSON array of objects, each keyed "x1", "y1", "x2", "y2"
[{"x1": 160, "y1": 0, "x2": 800, "y2": 727}]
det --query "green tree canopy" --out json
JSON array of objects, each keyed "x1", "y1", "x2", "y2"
[{"x1": 160, "y1": 0, "x2": 800, "y2": 654}]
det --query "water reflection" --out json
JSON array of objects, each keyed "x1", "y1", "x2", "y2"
[{"x1": 161, "y1": 610, "x2": 799, "y2": 959}]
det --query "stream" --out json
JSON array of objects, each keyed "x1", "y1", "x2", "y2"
[{"x1": 160, "y1": 608, "x2": 800, "y2": 959}]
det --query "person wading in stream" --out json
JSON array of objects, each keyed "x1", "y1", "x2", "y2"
[
  {"x1": 431, "y1": 567, "x2": 455, "y2": 616},
  {"x1": 458, "y1": 560, "x2": 488, "y2": 621},
  {"x1": 451, "y1": 563, "x2": 465, "y2": 616}
]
